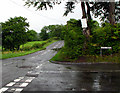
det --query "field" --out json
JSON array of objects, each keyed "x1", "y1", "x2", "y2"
[
  {"x1": 20, "y1": 41, "x2": 46, "y2": 48},
  {"x1": 1, "y1": 39, "x2": 57, "y2": 59}
]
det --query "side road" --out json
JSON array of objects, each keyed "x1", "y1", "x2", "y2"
[{"x1": 0, "y1": 40, "x2": 120, "y2": 92}]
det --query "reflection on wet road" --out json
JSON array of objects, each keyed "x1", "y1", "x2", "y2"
[{"x1": 1, "y1": 40, "x2": 120, "y2": 92}]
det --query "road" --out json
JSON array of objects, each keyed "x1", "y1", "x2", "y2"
[{"x1": 0, "y1": 40, "x2": 120, "y2": 93}]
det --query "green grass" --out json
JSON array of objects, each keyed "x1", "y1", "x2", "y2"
[
  {"x1": 87, "y1": 54, "x2": 120, "y2": 63},
  {"x1": 20, "y1": 41, "x2": 46, "y2": 48},
  {"x1": 50, "y1": 50, "x2": 76, "y2": 62},
  {"x1": 50, "y1": 49, "x2": 120, "y2": 63},
  {"x1": 1, "y1": 40, "x2": 57, "y2": 59},
  {"x1": 0, "y1": 46, "x2": 2, "y2": 49}
]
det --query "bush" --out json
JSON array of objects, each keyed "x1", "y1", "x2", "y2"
[
  {"x1": 90, "y1": 23, "x2": 120, "y2": 55},
  {"x1": 32, "y1": 43, "x2": 43, "y2": 49},
  {"x1": 63, "y1": 19, "x2": 85, "y2": 59},
  {"x1": 21, "y1": 46, "x2": 32, "y2": 51}
]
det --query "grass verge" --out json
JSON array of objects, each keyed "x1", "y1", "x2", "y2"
[
  {"x1": 50, "y1": 49, "x2": 76, "y2": 62},
  {"x1": 50, "y1": 49, "x2": 120, "y2": 63},
  {"x1": 1, "y1": 40, "x2": 57, "y2": 59}
]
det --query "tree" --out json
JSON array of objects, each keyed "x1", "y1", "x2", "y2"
[
  {"x1": 47, "y1": 25, "x2": 65, "y2": 39},
  {"x1": 39, "y1": 24, "x2": 65, "y2": 40},
  {"x1": 91, "y1": 1, "x2": 120, "y2": 24},
  {"x1": 39, "y1": 26, "x2": 49, "y2": 40},
  {"x1": 63, "y1": 19, "x2": 85, "y2": 58},
  {"x1": 27, "y1": 30, "x2": 38, "y2": 41},
  {"x1": 109, "y1": 2, "x2": 115, "y2": 25},
  {"x1": 1, "y1": 16, "x2": 29, "y2": 51},
  {"x1": 0, "y1": 24, "x2": 2, "y2": 46}
]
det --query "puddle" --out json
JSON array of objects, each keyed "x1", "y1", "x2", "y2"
[
  {"x1": 76, "y1": 72, "x2": 120, "y2": 91},
  {"x1": 26, "y1": 73, "x2": 39, "y2": 77},
  {"x1": 92, "y1": 73, "x2": 101, "y2": 91},
  {"x1": 18, "y1": 66, "x2": 33, "y2": 68},
  {"x1": 66, "y1": 67, "x2": 72, "y2": 69}
]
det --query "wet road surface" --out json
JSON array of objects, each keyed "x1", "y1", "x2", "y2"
[{"x1": 1, "y1": 40, "x2": 120, "y2": 92}]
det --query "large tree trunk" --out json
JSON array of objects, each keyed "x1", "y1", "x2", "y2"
[
  {"x1": 86, "y1": 2, "x2": 92, "y2": 36},
  {"x1": 81, "y1": 2, "x2": 93, "y2": 54},
  {"x1": 86, "y1": 2, "x2": 92, "y2": 20},
  {"x1": 81, "y1": 2, "x2": 87, "y2": 18},
  {"x1": 81, "y1": 2, "x2": 88, "y2": 54},
  {"x1": 109, "y1": 2, "x2": 115, "y2": 25}
]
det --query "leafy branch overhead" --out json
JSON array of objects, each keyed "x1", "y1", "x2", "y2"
[
  {"x1": 24, "y1": 0, "x2": 120, "y2": 23},
  {"x1": 64, "y1": 2, "x2": 75, "y2": 16},
  {"x1": 24, "y1": 0, "x2": 61, "y2": 10}
]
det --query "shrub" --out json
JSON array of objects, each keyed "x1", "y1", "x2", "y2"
[
  {"x1": 32, "y1": 43, "x2": 43, "y2": 49},
  {"x1": 63, "y1": 19, "x2": 85, "y2": 59},
  {"x1": 90, "y1": 23, "x2": 120, "y2": 55},
  {"x1": 21, "y1": 46, "x2": 32, "y2": 51}
]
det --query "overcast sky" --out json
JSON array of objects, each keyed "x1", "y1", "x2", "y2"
[{"x1": 0, "y1": 0, "x2": 100, "y2": 33}]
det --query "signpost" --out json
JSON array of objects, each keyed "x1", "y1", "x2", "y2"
[
  {"x1": 100, "y1": 47, "x2": 112, "y2": 56},
  {"x1": 81, "y1": 18, "x2": 87, "y2": 28},
  {"x1": 81, "y1": 18, "x2": 88, "y2": 36}
]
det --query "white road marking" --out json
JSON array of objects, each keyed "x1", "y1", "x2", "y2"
[
  {"x1": 14, "y1": 79, "x2": 21, "y2": 82},
  {"x1": 32, "y1": 57, "x2": 35, "y2": 58},
  {"x1": 39, "y1": 71, "x2": 84, "y2": 73},
  {"x1": 25, "y1": 79, "x2": 33, "y2": 83},
  {"x1": 19, "y1": 77, "x2": 24, "y2": 79},
  {"x1": 6, "y1": 82, "x2": 15, "y2": 87},
  {"x1": 3, "y1": 62, "x2": 13, "y2": 66},
  {"x1": 20, "y1": 83, "x2": 29, "y2": 87},
  {"x1": 10, "y1": 88, "x2": 15, "y2": 91},
  {"x1": 40, "y1": 64, "x2": 43, "y2": 66},
  {"x1": 41, "y1": 52, "x2": 46, "y2": 55},
  {"x1": 47, "y1": 50, "x2": 51, "y2": 52},
  {"x1": 36, "y1": 64, "x2": 43, "y2": 69},
  {"x1": 36, "y1": 66, "x2": 40, "y2": 69},
  {"x1": 15, "y1": 88, "x2": 23, "y2": 92},
  {"x1": 53, "y1": 47, "x2": 56, "y2": 48},
  {"x1": 29, "y1": 77, "x2": 36, "y2": 79},
  {"x1": 27, "y1": 71, "x2": 33, "y2": 73},
  {"x1": 41, "y1": 50, "x2": 51, "y2": 55},
  {"x1": 0, "y1": 87, "x2": 8, "y2": 92}
]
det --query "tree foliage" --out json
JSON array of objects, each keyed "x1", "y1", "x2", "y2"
[
  {"x1": 1, "y1": 16, "x2": 29, "y2": 51},
  {"x1": 62, "y1": 19, "x2": 85, "y2": 59},
  {"x1": 91, "y1": 1, "x2": 120, "y2": 23},
  {"x1": 89, "y1": 22, "x2": 120, "y2": 55},
  {"x1": 39, "y1": 26, "x2": 49, "y2": 40},
  {"x1": 27, "y1": 30, "x2": 38, "y2": 41},
  {"x1": 0, "y1": 25, "x2": 2, "y2": 46},
  {"x1": 39, "y1": 24, "x2": 65, "y2": 40}
]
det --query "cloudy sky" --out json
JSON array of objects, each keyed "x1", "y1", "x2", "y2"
[{"x1": 0, "y1": 0, "x2": 100, "y2": 33}]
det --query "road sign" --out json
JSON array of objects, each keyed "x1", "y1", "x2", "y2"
[
  {"x1": 100, "y1": 47, "x2": 112, "y2": 56},
  {"x1": 81, "y1": 18, "x2": 87, "y2": 28},
  {"x1": 101, "y1": 47, "x2": 112, "y2": 49}
]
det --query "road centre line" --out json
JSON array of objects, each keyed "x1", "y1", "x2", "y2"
[
  {"x1": 3, "y1": 62, "x2": 13, "y2": 66},
  {"x1": 36, "y1": 66, "x2": 40, "y2": 69},
  {"x1": 41, "y1": 50, "x2": 50, "y2": 55},
  {"x1": 36, "y1": 64, "x2": 43, "y2": 69},
  {"x1": 27, "y1": 71, "x2": 33, "y2": 73},
  {"x1": 39, "y1": 70, "x2": 120, "y2": 73},
  {"x1": 41, "y1": 51, "x2": 48, "y2": 55}
]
